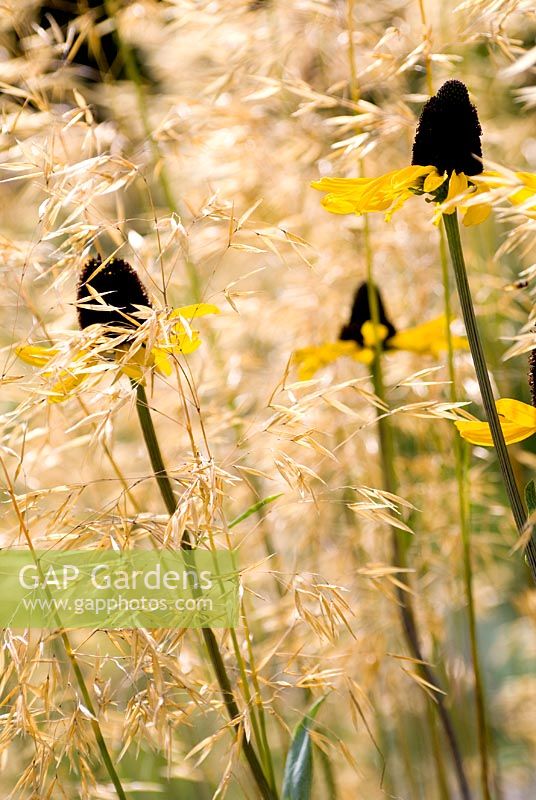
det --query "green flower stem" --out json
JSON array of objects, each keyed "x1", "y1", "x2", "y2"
[
  {"x1": 0, "y1": 460, "x2": 128, "y2": 800},
  {"x1": 442, "y1": 212, "x2": 536, "y2": 580},
  {"x1": 133, "y1": 382, "x2": 277, "y2": 800},
  {"x1": 364, "y1": 228, "x2": 470, "y2": 798},
  {"x1": 134, "y1": 383, "x2": 179, "y2": 518},
  {"x1": 370, "y1": 357, "x2": 471, "y2": 800},
  {"x1": 439, "y1": 226, "x2": 492, "y2": 800}
]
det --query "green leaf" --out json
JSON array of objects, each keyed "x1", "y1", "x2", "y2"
[
  {"x1": 525, "y1": 480, "x2": 536, "y2": 517},
  {"x1": 228, "y1": 494, "x2": 283, "y2": 529},
  {"x1": 282, "y1": 697, "x2": 326, "y2": 800}
]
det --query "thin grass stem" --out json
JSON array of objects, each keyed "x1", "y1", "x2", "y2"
[
  {"x1": 0, "y1": 459, "x2": 129, "y2": 800},
  {"x1": 104, "y1": 0, "x2": 201, "y2": 301}
]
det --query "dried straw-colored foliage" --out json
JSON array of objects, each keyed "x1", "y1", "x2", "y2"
[{"x1": 1, "y1": 0, "x2": 536, "y2": 798}]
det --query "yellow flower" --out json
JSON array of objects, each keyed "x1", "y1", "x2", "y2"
[
  {"x1": 293, "y1": 315, "x2": 467, "y2": 380},
  {"x1": 312, "y1": 81, "x2": 495, "y2": 227},
  {"x1": 312, "y1": 168, "x2": 492, "y2": 228},
  {"x1": 455, "y1": 399, "x2": 536, "y2": 446},
  {"x1": 16, "y1": 303, "x2": 219, "y2": 402}
]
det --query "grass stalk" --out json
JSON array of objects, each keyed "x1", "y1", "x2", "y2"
[
  {"x1": 133, "y1": 382, "x2": 277, "y2": 800},
  {"x1": 104, "y1": 0, "x2": 201, "y2": 301},
  {"x1": 0, "y1": 460, "x2": 128, "y2": 800},
  {"x1": 442, "y1": 212, "x2": 536, "y2": 580}
]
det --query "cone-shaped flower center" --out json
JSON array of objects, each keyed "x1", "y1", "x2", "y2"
[
  {"x1": 412, "y1": 80, "x2": 483, "y2": 176},
  {"x1": 77, "y1": 257, "x2": 151, "y2": 330},
  {"x1": 339, "y1": 282, "x2": 397, "y2": 347}
]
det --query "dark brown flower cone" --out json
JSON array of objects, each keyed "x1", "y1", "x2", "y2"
[
  {"x1": 412, "y1": 79, "x2": 483, "y2": 176},
  {"x1": 77, "y1": 257, "x2": 151, "y2": 330},
  {"x1": 339, "y1": 282, "x2": 397, "y2": 347}
]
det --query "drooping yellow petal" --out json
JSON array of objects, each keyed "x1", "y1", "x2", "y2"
[
  {"x1": 170, "y1": 331, "x2": 203, "y2": 354},
  {"x1": 496, "y1": 398, "x2": 536, "y2": 428},
  {"x1": 17, "y1": 344, "x2": 98, "y2": 403},
  {"x1": 455, "y1": 419, "x2": 536, "y2": 446},
  {"x1": 455, "y1": 398, "x2": 536, "y2": 446},
  {"x1": 388, "y1": 315, "x2": 468, "y2": 357},
  {"x1": 152, "y1": 347, "x2": 173, "y2": 377},
  {"x1": 312, "y1": 165, "x2": 436, "y2": 219},
  {"x1": 457, "y1": 181, "x2": 493, "y2": 227},
  {"x1": 170, "y1": 303, "x2": 220, "y2": 320},
  {"x1": 508, "y1": 172, "x2": 536, "y2": 217},
  {"x1": 472, "y1": 170, "x2": 536, "y2": 219},
  {"x1": 48, "y1": 371, "x2": 87, "y2": 403},
  {"x1": 16, "y1": 345, "x2": 60, "y2": 367},
  {"x1": 423, "y1": 171, "x2": 447, "y2": 193},
  {"x1": 462, "y1": 201, "x2": 492, "y2": 226},
  {"x1": 293, "y1": 340, "x2": 370, "y2": 381},
  {"x1": 443, "y1": 172, "x2": 469, "y2": 214}
]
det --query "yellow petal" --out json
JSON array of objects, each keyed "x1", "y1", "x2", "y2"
[
  {"x1": 455, "y1": 398, "x2": 536, "y2": 445},
  {"x1": 321, "y1": 195, "x2": 365, "y2": 215},
  {"x1": 170, "y1": 303, "x2": 220, "y2": 319},
  {"x1": 353, "y1": 348, "x2": 375, "y2": 365},
  {"x1": 293, "y1": 340, "x2": 365, "y2": 380},
  {"x1": 442, "y1": 172, "x2": 469, "y2": 214},
  {"x1": 423, "y1": 170, "x2": 447, "y2": 193},
  {"x1": 16, "y1": 344, "x2": 60, "y2": 367},
  {"x1": 48, "y1": 371, "x2": 87, "y2": 404},
  {"x1": 120, "y1": 363, "x2": 144, "y2": 380},
  {"x1": 312, "y1": 165, "x2": 435, "y2": 218},
  {"x1": 388, "y1": 315, "x2": 468, "y2": 356},
  {"x1": 516, "y1": 171, "x2": 536, "y2": 191},
  {"x1": 311, "y1": 176, "x2": 370, "y2": 192},
  {"x1": 170, "y1": 331, "x2": 203, "y2": 354},
  {"x1": 152, "y1": 347, "x2": 173, "y2": 377},
  {"x1": 455, "y1": 419, "x2": 535, "y2": 446},
  {"x1": 462, "y1": 202, "x2": 491, "y2": 226},
  {"x1": 496, "y1": 398, "x2": 536, "y2": 428}
]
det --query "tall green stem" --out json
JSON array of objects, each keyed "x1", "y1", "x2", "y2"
[
  {"x1": 364, "y1": 257, "x2": 471, "y2": 799},
  {"x1": 369, "y1": 356, "x2": 471, "y2": 800},
  {"x1": 439, "y1": 226, "x2": 492, "y2": 800},
  {"x1": 133, "y1": 382, "x2": 277, "y2": 800},
  {"x1": 442, "y1": 212, "x2": 536, "y2": 580}
]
